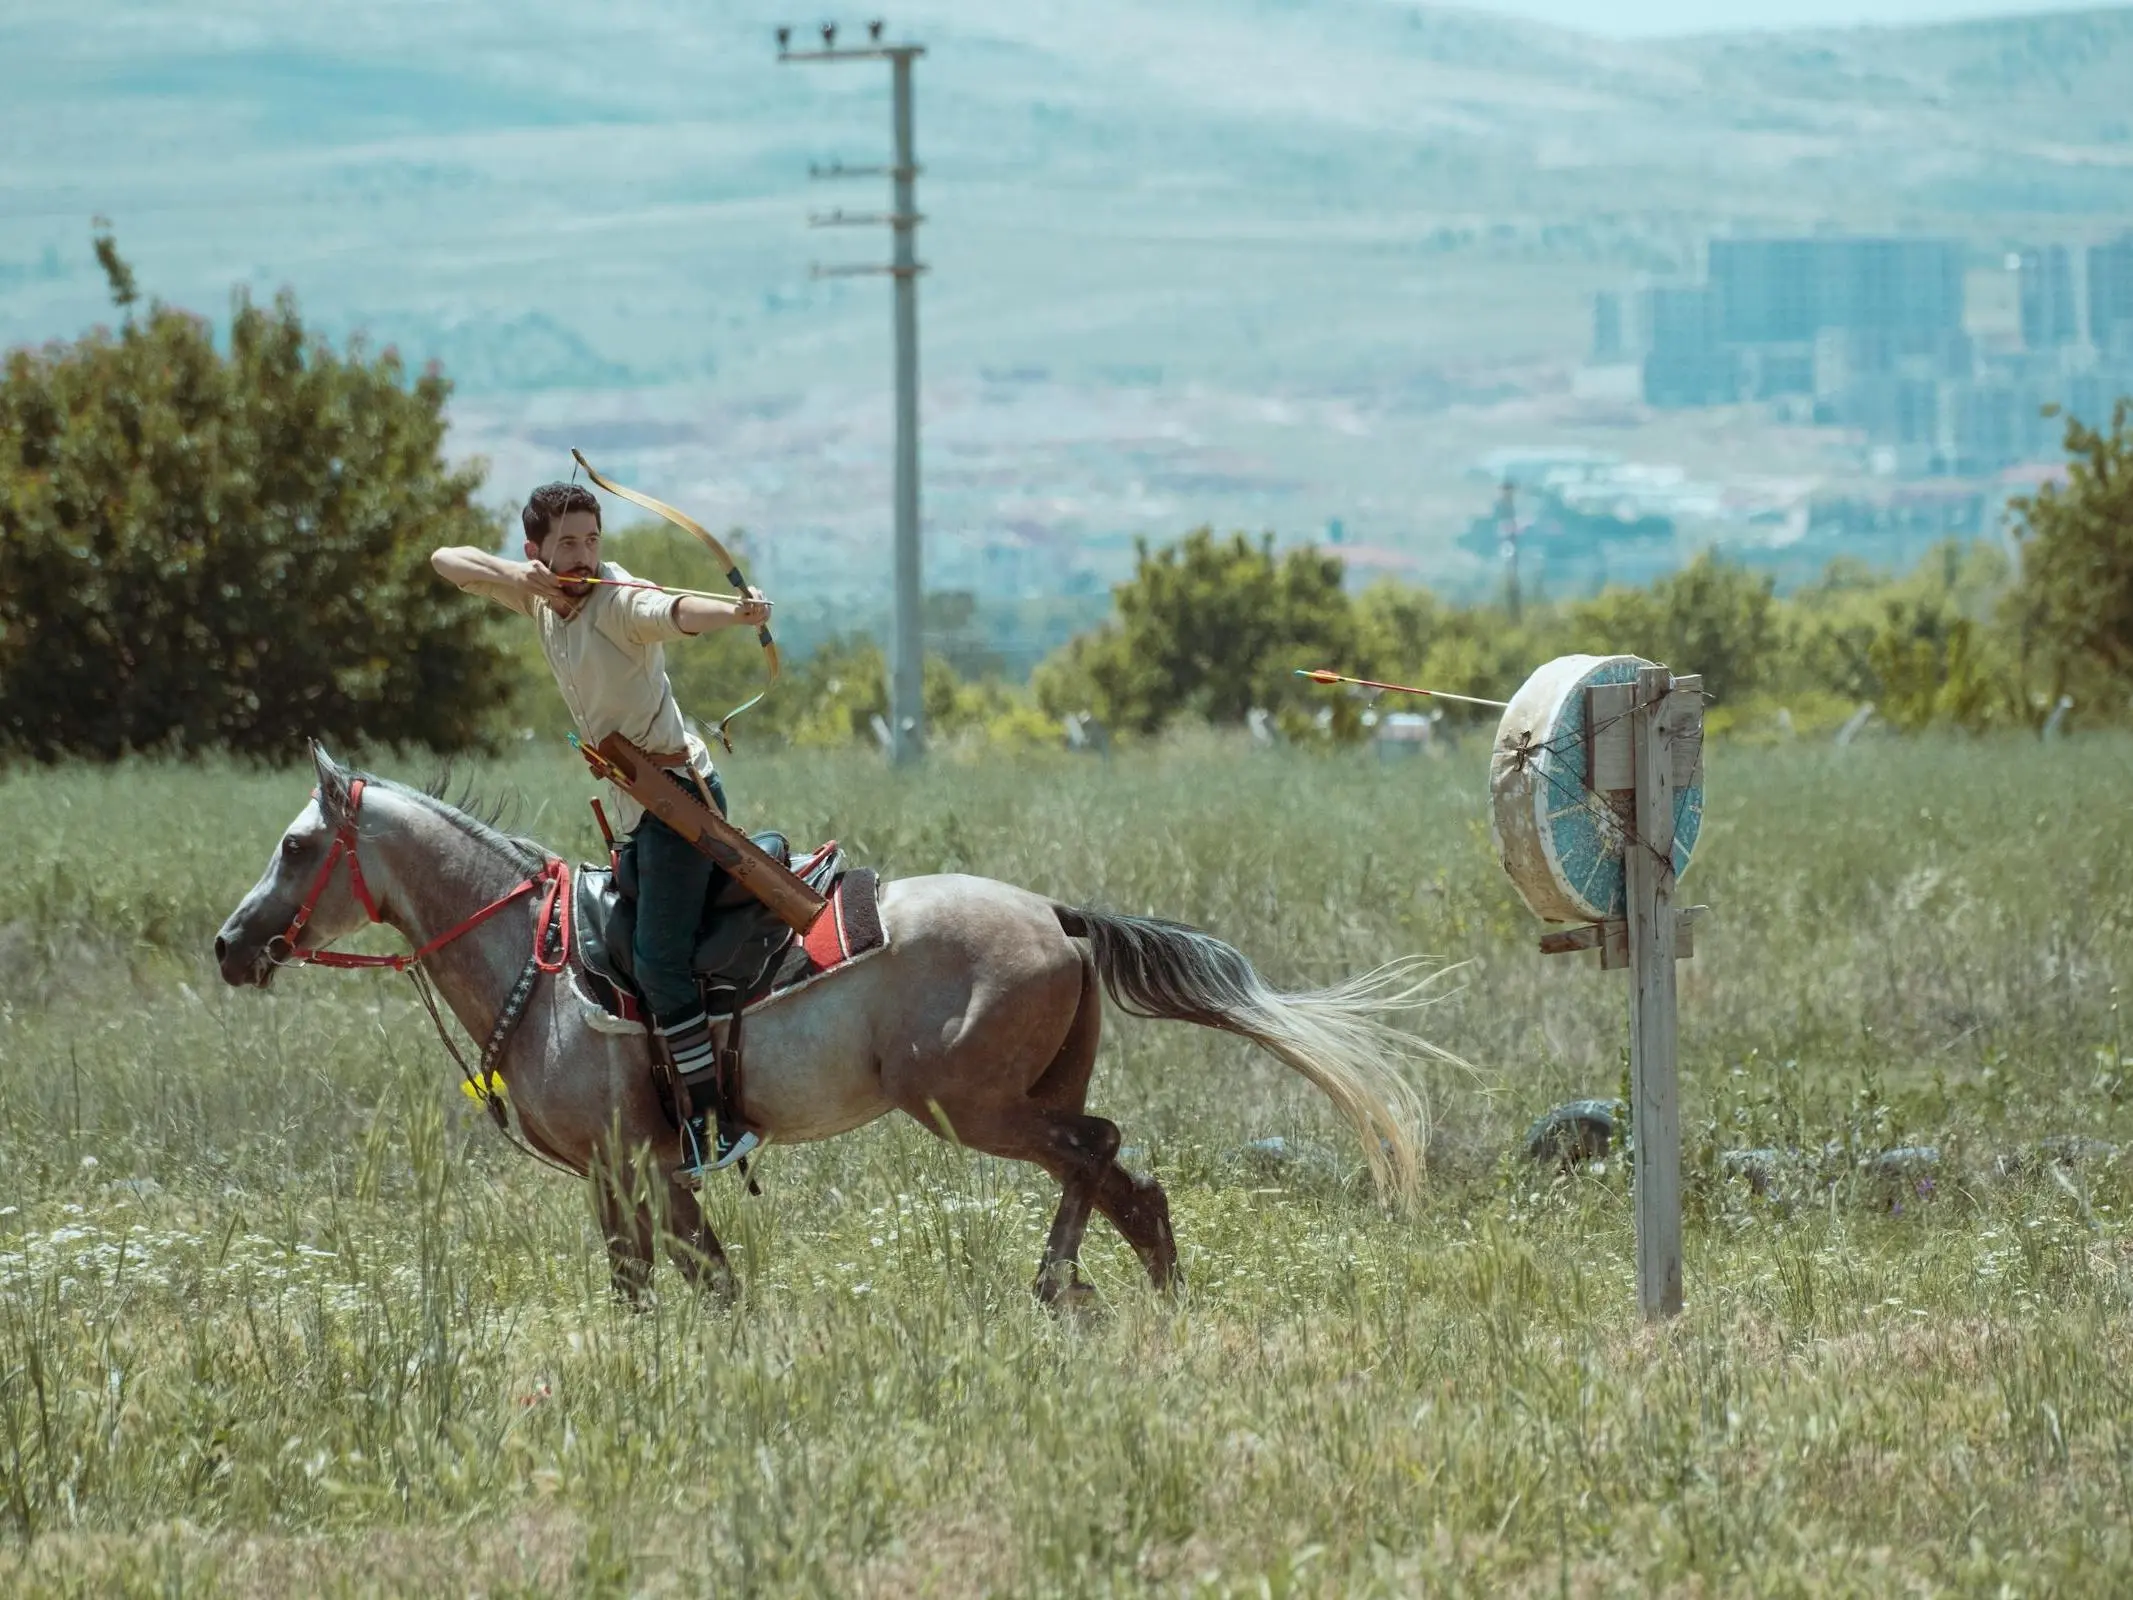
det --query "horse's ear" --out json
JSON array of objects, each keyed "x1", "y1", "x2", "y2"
[{"x1": 309, "y1": 739, "x2": 352, "y2": 821}]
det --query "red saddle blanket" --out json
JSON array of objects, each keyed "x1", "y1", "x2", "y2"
[
  {"x1": 780, "y1": 867, "x2": 889, "y2": 1003},
  {"x1": 572, "y1": 861, "x2": 888, "y2": 1026}
]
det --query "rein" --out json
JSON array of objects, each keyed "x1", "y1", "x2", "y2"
[{"x1": 278, "y1": 777, "x2": 579, "y2": 1177}]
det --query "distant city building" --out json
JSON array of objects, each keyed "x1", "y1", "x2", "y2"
[
  {"x1": 1591, "y1": 291, "x2": 1624, "y2": 363},
  {"x1": 1820, "y1": 370, "x2": 1941, "y2": 476},
  {"x1": 1638, "y1": 284, "x2": 1735, "y2": 407},
  {"x1": 1710, "y1": 237, "x2": 1964, "y2": 347},
  {"x1": 2018, "y1": 246, "x2": 2080, "y2": 351},
  {"x1": 1475, "y1": 447, "x2": 1624, "y2": 492},
  {"x1": 1451, "y1": 445, "x2": 2064, "y2": 594},
  {"x1": 1703, "y1": 237, "x2": 1967, "y2": 403},
  {"x1": 2090, "y1": 233, "x2": 2133, "y2": 360},
  {"x1": 1601, "y1": 231, "x2": 2133, "y2": 478},
  {"x1": 2066, "y1": 368, "x2": 2123, "y2": 432},
  {"x1": 1628, "y1": 238, "x2": 1972, "y2": 412}
]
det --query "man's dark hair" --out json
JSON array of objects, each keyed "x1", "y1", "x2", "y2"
[{"x1": 522, "y1": 482, "x2": 602, "y2": 547}]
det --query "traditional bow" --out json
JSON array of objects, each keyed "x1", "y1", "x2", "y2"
[{"x1": 571, "y1": 448, "x2": 778, "y2": 751}]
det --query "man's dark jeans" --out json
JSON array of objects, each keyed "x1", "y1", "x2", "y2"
[{"x1": 628, "y1": 766, "x2": 730, "y2": 1026}]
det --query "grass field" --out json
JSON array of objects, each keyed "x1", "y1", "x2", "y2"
[{"x1": 2, "y1": 733, "x2": 2131, "y2": 1596}]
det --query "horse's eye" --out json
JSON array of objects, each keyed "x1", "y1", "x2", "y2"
[{"x1": 282, "y1": 834, "x2": 304, "y2": 857}]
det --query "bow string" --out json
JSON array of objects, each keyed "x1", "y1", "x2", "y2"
[{"x1": 571, "y1": 448, "x2": 778, "y2": 751}]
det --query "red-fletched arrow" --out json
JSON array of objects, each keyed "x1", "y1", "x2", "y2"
[{"x1": 1295, "y1": 668, "x2": 1509, "y2": 709}]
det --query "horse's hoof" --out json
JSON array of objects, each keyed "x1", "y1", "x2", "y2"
[
  {"x1": 1053, "y1": 1280, "x2": 1101, "y2": 1321},
  {"x1": 1034, "y1": 1262, "x2": 1102, "y2": 1320}
]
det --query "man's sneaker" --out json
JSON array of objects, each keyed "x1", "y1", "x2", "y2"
[
  {"x1": 674, "y1": 1115, "x2": 761, "y2": 1186},
  {"x1": 714, "y1": 1127, "x2": 761, "y2": 1170}
]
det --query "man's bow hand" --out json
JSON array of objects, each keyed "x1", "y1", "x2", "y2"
[
  {"x1": 731, "y1": 587, "x2": 772, "y2": 628},
  {"x1": 673, "y1": 584, "x2": 771, "y2": 638}
]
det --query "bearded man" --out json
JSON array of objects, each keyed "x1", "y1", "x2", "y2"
[{"x1": 431, "y1": 481, "x2": 771, "y2": 1177}]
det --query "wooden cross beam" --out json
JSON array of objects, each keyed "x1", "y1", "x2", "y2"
[{"x1": 1537, "y1": 905, "x2": 1705, "y2": 967}]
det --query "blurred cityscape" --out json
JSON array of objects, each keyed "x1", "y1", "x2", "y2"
[
  {"x1": 1455, "y1": 231, "x2": 2133, "y2": 597},
  {"x1": 1595, "y1": 232, "x2": 2133, "y2": 470},
  {"x1": 8, "y1": 3, "x2": 2133, "y2": 660}
]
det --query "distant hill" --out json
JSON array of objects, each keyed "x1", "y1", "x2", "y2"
[{"x1": 6, "y1": 2, "x2": 2130, "y2": 393}]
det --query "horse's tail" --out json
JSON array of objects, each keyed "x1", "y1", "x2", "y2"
[{"x1": 1053, "y1": 905, "x2": 1461, "y2": 1203}]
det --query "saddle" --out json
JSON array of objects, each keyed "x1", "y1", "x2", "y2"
[{"x1": 573, "y1": 833, "x2": 846, "y2": 1023}]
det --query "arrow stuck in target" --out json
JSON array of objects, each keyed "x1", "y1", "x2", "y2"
[{"x1": 1294, "y1": 668, "x2": 1510, "y2": 710}]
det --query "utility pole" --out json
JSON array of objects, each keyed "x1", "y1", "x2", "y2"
[
  {"x1": 1497, "y1": 477, "x2": 1522, "y2": 623},
  {"x1": 778, "y1": 20, "x2": 927, "y2": 766}
]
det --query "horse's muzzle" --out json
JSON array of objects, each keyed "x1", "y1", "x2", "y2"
[{"x1": 213, "y1": 931, "x2": 279, "y2": 989}]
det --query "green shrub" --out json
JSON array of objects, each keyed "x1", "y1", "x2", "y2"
[{"x1": 0, "y1": 232, "x2": 510, "y2": 759}]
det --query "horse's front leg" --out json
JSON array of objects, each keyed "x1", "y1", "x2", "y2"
[
  {"x1": 592, "y1": 1174, "x2": 656, "y2": 1307},
  {"x1": 664, "y1": 1181, "x2": 738, "y2": 1306}
]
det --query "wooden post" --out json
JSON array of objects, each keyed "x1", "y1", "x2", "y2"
[
  {"x1": 1626, "y1": 665, "x2": 1683, "y2": 1319},
  {"x1": 1520, "y1": 657, "x2": 1706, "y2": 1320}
]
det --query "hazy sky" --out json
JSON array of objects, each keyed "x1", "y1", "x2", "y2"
[{"x1": 1467, "y1": 0, "x2": 2124, "y2": 35}]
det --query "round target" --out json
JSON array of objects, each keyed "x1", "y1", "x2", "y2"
[{"x1": 1488, "y1": 654, "x2": 1703, "y2": 924}]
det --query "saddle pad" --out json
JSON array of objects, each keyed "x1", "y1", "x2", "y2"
[
  {"x1": 740, "y1": 868, "x2": 888, "y2": 1016},
  {"x1": 571, "y1": 866, "x2": 887, "y2": 1024}
]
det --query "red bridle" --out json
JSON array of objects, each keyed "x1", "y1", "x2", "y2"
[{"x1": 277, "y1": 777, "x2": 570, "y2": 975}]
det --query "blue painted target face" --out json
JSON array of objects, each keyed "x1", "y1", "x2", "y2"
[{"x1": 1491, "y1": 655, "x2": 1703, "y2": 924}]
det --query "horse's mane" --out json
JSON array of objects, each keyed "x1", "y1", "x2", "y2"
[
  {"x1": 420, "y1": 769, "x2": 525, "y2": 833},
  {"x1": 358, "y1": 769, "x2": 548, "y2": 870}
]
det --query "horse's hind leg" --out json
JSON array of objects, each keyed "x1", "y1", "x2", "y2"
[
  {"x1": 1019, "y1": 960, "x2": 1115, "y2": 1303},
  {"x1": 1026, "y1": 960, "x2": 1178, "y2": 1293},
  {"x1": 1032, "y1": 1113, "x2": 1119, "y2": 1306},
  {"x1": 1037, "y1": 1183, "x2": 1096, "y2": 1304},
  {"x1": 897, "y1": 1093, "x2": 1110, "y2": 1307},
  {"x1": 1030, "y1": 1118, "x2": 1178, "y2": 1299},
  {"x1": 892, "y1": 944, "x2": 1170, "y2": 1305},
  {"x1": 1088, "y1": 1161, "x2": 1179, "y2": 1293},
  {"x1": 917, "y1": 1101, "x2": 1153, "y2": 1306}
]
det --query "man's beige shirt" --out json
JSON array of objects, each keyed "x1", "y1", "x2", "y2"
[{"x1": 464, "y1": 560, "x2": 716, "y2": 833}]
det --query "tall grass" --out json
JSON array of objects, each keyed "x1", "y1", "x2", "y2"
[{"x1": 1, "y1": 733, "x2": 2129, "y2": 1594}]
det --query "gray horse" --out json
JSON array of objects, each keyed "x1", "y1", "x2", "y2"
[{"x1": 214, "y1": 744, "x2": 1454, "y2": 1306}]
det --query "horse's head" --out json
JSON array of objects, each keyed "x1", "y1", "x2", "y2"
[{"x1": 214, "y1": 741, "x2": 375, "y2": 988}]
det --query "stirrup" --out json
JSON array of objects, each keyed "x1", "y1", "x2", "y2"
[{"x1": 674, "y1": 1118, "x2": 761, "y2": 1185}]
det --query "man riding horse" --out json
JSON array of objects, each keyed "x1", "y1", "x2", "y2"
[{"x1": 431, "y1": 481, "x2": 772, "y2": 1180}]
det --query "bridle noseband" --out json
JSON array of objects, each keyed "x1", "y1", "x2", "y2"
[{"x1": 276, "y1": 777, "x2": 570, "y2": 976}]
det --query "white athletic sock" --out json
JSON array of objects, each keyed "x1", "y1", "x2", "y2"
[{"x1": 658, "y1": 1011, "x2": 716, "y2": 1078}]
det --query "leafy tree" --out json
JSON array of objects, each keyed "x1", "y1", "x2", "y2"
[
  {"x1": 1351, "y1": 582, "x2": 1449, "y2": 678},
  {"x1": 2008, "y1": 399, "x2": 2133, "y2": 713},
  {"x1": 0, "y1": 233, "x2": 509, "y2": 759},
  {"x1": 1867, "y1": 614, "x2": 2016, "y2": 732},
  {"x1": 1035, "y1": 529, "x2": 1359, "y2": 737},
  {"x1": 1352, "y1": 583, "x2": 1537, "y2": 728},
  {"x1": 1565, "y1": 552, "x2": 1778, "y2": 705},
  {"x1": 1777, "y1": 542, "x2": 2018, "y2": 729},
  {"x1": 782, "y1": 636, "x2": 890, "y2": 749},
  {"x1": 763, "y1": 635, "x2": 1019, "y2": 752}
]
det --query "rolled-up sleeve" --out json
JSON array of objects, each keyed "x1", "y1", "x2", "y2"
[
  {"x1": 594, "y1": 577, "x2": 688, "y2": 649},
  {"x1": 457, "y1": 574, "x2": 538, "y2": 618}
]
